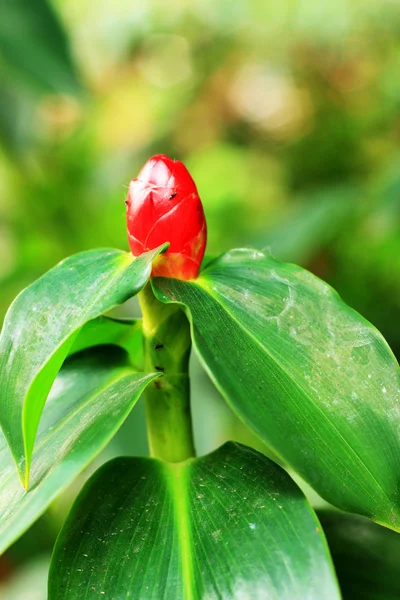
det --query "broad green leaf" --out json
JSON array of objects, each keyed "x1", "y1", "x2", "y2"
[
  {"x1": 0, "y1": 245, "x2": 165, "y2": 487},
  {"x1": 0, "y1": 346, "x2": 157, "y2": 554},
  {"x1": 69, "y1": 316, "x2": 144, "y2": 370},
  {"x1": 153, "y1": 249, "x2": 400, "y2": 530},
  {"x1": 0, "y1": 0, "x2": 80, "y2": 94},
  {"x1": 319, "y1": 511, "x2": 400, "y2": 599},
  {"x1": 49, "y1": 442, "x2": 340, "y2": 600}
]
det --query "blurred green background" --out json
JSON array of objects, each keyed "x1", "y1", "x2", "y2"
[{"x1": 1, "y1": 0, "x2": 400, "y2": 596}]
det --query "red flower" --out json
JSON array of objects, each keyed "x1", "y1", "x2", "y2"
[{"x1": 126, "y1": 154, "x2": 207, "y2": 280}]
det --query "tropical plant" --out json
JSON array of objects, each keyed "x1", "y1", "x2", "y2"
[{"x1": 0, "y1": 154, "x2": 399, "y2": 598}]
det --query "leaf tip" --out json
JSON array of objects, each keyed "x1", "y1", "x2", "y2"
[{"x1": 16, "y1": 461, "x2": 30, "y2": 492}]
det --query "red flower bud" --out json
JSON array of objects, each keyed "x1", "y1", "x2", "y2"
[{"x1": 126, "y1": 154, "x2": 207, "y2": 280}]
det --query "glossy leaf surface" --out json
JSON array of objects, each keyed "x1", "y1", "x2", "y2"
[
  {"x1": 320, "y1": 511, "x2": 400, "y2": 600},
  {"x1": 49, "y1": 442, "x2": 340, "y2": 599},
  {"x1": 0, "y1": 245, "x2": 164, "y2": 487},
  {"x1": 153, "y1": 249, "x2": 400, "y2": 529},
  {"x1": 0, "y1": 347, "x2": 157, "y2": 554},
  {"x1": 69, "y1": 316, "x2": 143, "y2": 370}
]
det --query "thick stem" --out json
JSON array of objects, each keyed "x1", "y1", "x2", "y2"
[{"x1": 139, "y1": 282, "x2": 195, "y2": 462}]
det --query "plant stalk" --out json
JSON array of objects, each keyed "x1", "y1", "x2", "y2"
[{"x1": 139, "y1": 282, "x2": 195, "y2": 462}]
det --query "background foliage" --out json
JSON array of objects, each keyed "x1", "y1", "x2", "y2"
[{"x1": 1, "y1": 0, "x2": 400, "y2": 595}]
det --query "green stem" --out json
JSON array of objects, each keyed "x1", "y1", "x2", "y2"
[{"x1": 139, "y1": 282, "x2": 195, "y2": 462}]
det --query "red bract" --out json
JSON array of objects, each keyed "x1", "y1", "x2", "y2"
[{"x1": 126, "y1": 154, "x2": 207, "y2": 280}]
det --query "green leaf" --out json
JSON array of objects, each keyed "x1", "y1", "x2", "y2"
[
  {"x1": 69, "y1": 316, "x2": 144, "y2": 370},
  {"x1": 0, "y1": 0, "x2": 80, "y2": 94},
  {"x1": 319, "y1": 511, "x2": 400, "y2": 600},
  {"x1": 0, "y1": 346, "x2": 158, "y2": 554},
  {"x1": 0, "y1": 77, "x2": 35, "y2": 155},
  {"x1": 153, "y1": 249, "x2": 400, "y2": 530},
  {"x1": 0, "y1": 245, "x2": 165, "y2": 488},
  {"x1": 49, "y1": 442, "x2": 340, "y2": 599}
]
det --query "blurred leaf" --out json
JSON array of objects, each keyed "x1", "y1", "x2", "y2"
[
  {"x1": 0, "y1": 78, "x2": 35, "y2": 154},
  {"x1": 0, "y1": 346, "x2": 157, "y2": 555},
  {"x1": 153, "y1": 249, "x2": 400, "y2": 530},
  {"x1": 287, "y1": 103, "x2": 362, "y2": 190},
  {"x1": 328, "y1": 164, "x2": 400, "y2": 355},
  {"x1": 262, "y1": 186, "x2": 358, "y2": 264},
  {"x1": 0, "y1": 245, "x2": 165, "y2": 488},
  {"x1": 0, "y1": 0, "x2": 81, "y2": 94},
  {"x1": 49, "y1": 442, "x2": 340, "y2": 599},
  {"x1": 320, "y1": 511, "x2": 400, "y2": 600}
]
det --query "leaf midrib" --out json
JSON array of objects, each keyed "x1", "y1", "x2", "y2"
[{"x1": 166, "y1": 462, "x2": 196, "y2": 600}]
